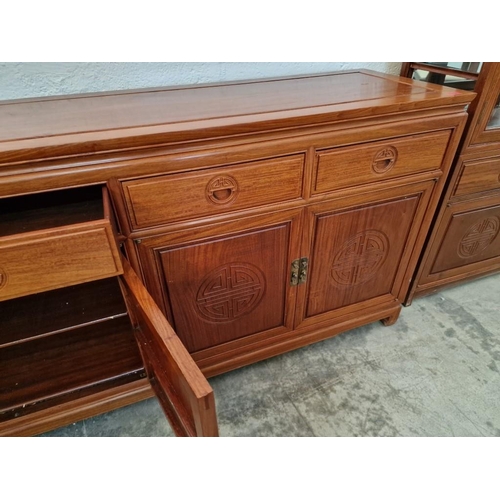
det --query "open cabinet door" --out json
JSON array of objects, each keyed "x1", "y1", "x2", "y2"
[{"x1": 119, "y1": 258, "x2": 219, "y2": 437}]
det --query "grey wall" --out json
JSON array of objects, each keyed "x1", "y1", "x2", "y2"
[{"x1": 0, "y1": 62, "x2": 402, "y2": 100}]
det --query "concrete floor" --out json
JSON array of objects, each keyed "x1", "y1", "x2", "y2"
[{"x1": 42, "y1": 274, "x2": 500, "y2": 437}]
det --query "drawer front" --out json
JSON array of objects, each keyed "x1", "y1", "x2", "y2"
[
  {"x1": 0, "y1": 222, "x2": 122, "y2": 301},
  {"x1": 121, "y1": 154, "x2": 305, "y2": 229},
  {"x1": 454, "y1": 157, "x2": 500, "y2": 198},
  {"x1": 313, "y1": 130, "x2": 451, "y2": 194}
]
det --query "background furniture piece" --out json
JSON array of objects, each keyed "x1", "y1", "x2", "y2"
[
  {"x1": 400, "y1": 62, "x2": 482, "y2": 91},
  {"x1": 402, "y1": 63, "x2": 500, "y2": 302},
  {"x1": 0, "y1": 71, "x2": 473, "y2": 436}
]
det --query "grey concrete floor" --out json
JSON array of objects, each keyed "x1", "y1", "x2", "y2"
[{"x1": 42, "y1": 274, "x2": 500, "y2": 437}]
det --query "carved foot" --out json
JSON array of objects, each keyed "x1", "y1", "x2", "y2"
[{"x1": 381, "y1": 309, "x2": 401, "y2": 327}]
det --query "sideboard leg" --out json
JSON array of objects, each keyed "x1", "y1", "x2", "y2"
[{"x1": 381, "y1": 308, "x2": 401, "y2": 327}]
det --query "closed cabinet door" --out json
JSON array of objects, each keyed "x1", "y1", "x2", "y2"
[
  {"x1": 418, "y1": 195, "x2": 500, "y2": 285},
  {"x1": 295, "y1": 182, "x2": 434, "y2": 328},
  {"x1": 136, "y1": 209, "x2": 303, "y2": 354}
]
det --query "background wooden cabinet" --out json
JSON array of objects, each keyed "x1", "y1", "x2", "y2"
[{"x1": 404, "y1": 63, "x2": 500, "y2": 301}]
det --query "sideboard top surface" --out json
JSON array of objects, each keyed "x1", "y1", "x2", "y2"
[{"x1": 0, "y1": 70, "x2": 474, "y2": 166}]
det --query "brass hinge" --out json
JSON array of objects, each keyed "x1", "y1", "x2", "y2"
[{"x1": 290, "y1": 257, "x2": 309, "y2": 286}]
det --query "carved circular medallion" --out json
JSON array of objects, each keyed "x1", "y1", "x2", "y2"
[
  {"x1": 0, "y1": 267, "x2": 7, "y2": 291},
  {"x1": 196, "y1": 263, "x2": 265, "y2": 322},
  {"x1": 372, "y1": 146, "x2": 398, "y2": 174},
  {"x1": 458, "y1": 217, "x2": 500, "y2": 258},
  {"x1": 331, "y1": 230, "x2": 389, "y2": 286},
  {"x1": 206, "y1": 175, "x2": 239, "y2": 205}
]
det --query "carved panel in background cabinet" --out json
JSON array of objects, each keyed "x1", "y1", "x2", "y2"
[
  {"x1": 458, "y1": 217, "x2": 499, "y2": 257},
  {"x1": 152, "y1": 224, "x2": 293, "y2": 353},
  {"x1": 305, "y1": 196, "x2": 420, "y2": 317},
  {"x1": 431, "y1": 204, "x2": 500, "y2": 274}
]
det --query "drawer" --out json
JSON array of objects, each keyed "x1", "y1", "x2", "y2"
[
  {"x1": 313, "y1": 130, "x2": 451, "y2": 194},
  {"x1": 121, "y1": 154, "x2": 305, "y2": 229},
  {"x1": 0, "y1": 186, "x2": 122, "y2": 301},
  {"x1": 454, "y1": 157, "x2": 500, "y2": 198}
]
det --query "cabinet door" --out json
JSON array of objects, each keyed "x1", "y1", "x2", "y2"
[
  {"x1": 136, "y1": 209, "x2": 302, "y2": 355},
  {"x1": 296, "y1": 183, "x2": 434, "y2": 327},
  {"x1": 119, "y1": 258, "x2": 218, "y2": 437},
  {"x1": 418, "y1": 195, "x2": 500, "y2": 285}
]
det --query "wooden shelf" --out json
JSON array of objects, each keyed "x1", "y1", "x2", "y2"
[
  {"x1": 0, "y1": 185, "x2": 104, "y2": 237},
  {"x1": 0, "y1": 315, "x2": 144, "y2": 423},
  {"x1": 0, "y1": 278, "x2": 128, "y2": 348}
]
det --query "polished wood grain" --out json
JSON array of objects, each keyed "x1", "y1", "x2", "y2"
[
  {"x1": 0, "y1": 111, "x2": 466, "y2": 199},
  {"x1": 0, "y1": 72, "x2": 431, "y2": 141},
  {"x1": 0, "y1": 186, "x2": 123, "y2": 301},
  {"x1": 0, "y1": 222, "x2": 122, "y2": 301},
  {"x1": 136, "y1": 208, "x2": 303, "y2": 353},
  {"x1": 0, "y1": 315, "x2": 143, "y2": 418},
  {"x1": 413, "y1": 194, "x2": 500, "y2": 296},
  {"x1": 454, "y1": 156, "x2": 500, "y2": 198},
  {"x1": 305, "y1": 196, "x2": 420, "y2": 317},
  {"x1": 0, "y1": 71, "x2": 474, "y2": 435},
  {"x1": 429, "y1": 201, "x2": 500, "y2": 275},
  {"x1": 119, "y1": 258, "x2": 218, "y2": 437},
  {"x1": 0, "y1": 71, "x2": 472, "y2": 166},
  {"x1": 0, "y1": 277, "x2": 127, "y2": 348},
  {"x1": 159, "y1": 225, "x2": 289, "y2": 352},
  {"x1": 293, "y1": 180, "x2": 435, "y2": 331},
  {"x1": 314, "y1": 130, "x2": 451, "y2": 194},
  {"x1": 122, "y1": 154, "x2": 305, "y2": 229}
]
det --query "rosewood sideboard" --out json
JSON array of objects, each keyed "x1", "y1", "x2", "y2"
[{"x1": 0, "y1": 71, "x2": 474, "y2": 436}]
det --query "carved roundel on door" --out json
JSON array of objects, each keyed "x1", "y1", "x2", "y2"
[
  {"x1": 372, "y1": 146, "x2": 398, "y2": 174},
  {"x1": 458, "y1": 217, "x2": 500, "y2": 258},
  {"x1": 331, "y1": 230, "x2": 389, "y2": 286},
  {"x1": 195, "y1": 262, "x2": 265, "y2": 322},
  {"x1": 0, "y1": 267, "x2": 7, "y2": 290},
  {"x1": 206, "y1": 175, "x2": 239, "y2": 205}
]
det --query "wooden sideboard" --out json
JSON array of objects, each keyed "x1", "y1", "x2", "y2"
[{"x1": 0, "y1": 71, "x2": 474, "y2": 436}]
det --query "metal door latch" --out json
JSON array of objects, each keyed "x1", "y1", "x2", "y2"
[{"x1": 290, "y1": 257, "x2": 308, "y2": 286}]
